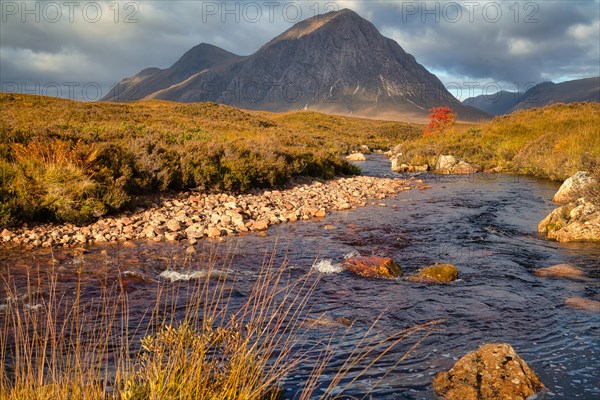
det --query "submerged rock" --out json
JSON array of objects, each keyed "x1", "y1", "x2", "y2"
[
  {"x1": 538, "y1": 198, "x2": 600, "y2": 242},
  {"x1": 118, "y1": 271, "x2": 157, "y2": 292},
  {"x1": 406, "y1": 263, "x2": 458, "y2": 283},
  {"x1": 303, "y1": 314, "x2": 353, "y2": 329},
  {"x1": 343, "y1": 256, "x2": 402, "y2": 279},
  {"x1": 534, "y1": 263, "x2": 587, "y2": 279},
  {"x1": 564, "y1": 297, "x2": 600, "y2": 312},
  {"x1": 159, "y1": 269, "x2": 231, "y2": 282},
  {"x1": 553, "y1": 171, "x2": 598, "y2": 204},
  {"x1": 433, "y1": 343, "x2": 545, "y2": 400},
  {"x1": 346, "y1": 152, "x2": 367, "y2": 161}
]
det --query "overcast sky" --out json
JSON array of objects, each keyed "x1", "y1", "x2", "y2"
[{"x1": 1, "y1": 0, "x2": 599, "y2": 100}]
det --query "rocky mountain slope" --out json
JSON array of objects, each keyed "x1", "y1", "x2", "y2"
[{"x1": 103, "y1": 9, "x2": 488, "y2": 122}]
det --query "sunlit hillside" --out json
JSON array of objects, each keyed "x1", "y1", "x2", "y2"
[
  {"x1": 397, "y1": 102, "x2": 600, "y2": 180},
  {"x1": 0, "y1": 94, "x2": 420, "y2": 226}
]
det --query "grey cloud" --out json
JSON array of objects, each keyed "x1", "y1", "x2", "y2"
[{"x1": 377, "y1": 1, "x2": 599, "y2": 86}]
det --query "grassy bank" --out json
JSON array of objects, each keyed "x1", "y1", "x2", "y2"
[
  {"x1": 0, "y1": 94, "x2": 420, "y2": 227},
  {"x1": 395, "y1": 102, "x2": 600, "y2": 180}
]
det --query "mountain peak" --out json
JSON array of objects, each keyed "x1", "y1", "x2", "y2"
[
  {"x1": 326, "y1": 8, "x2": 361, "y2": 19},
  {"x1": 104, "y1": 9, "x2": 489, "y2": 121},
  {"x1": 175, "y1": 43, "x2": 238, "y2": 67},
  {"x1": 269, "y1": 8, "x2": 366, "y2": 43}
]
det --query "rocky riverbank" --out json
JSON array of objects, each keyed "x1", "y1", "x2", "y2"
[
  {"x1": 387, "y1": 148, "x2": 489, "y2": 175},
  {"x1": 1, "y1": 176, "x2": 427, "y2": 249},
  {"x1": 538, "y1": 171, "x2": 600, "y2": 242}
]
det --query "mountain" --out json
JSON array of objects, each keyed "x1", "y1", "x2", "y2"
[
  {"x1": 102, "y1": 43, "x2": 243, "y2": 102},
  {"x1": 462, "y1": 90, "x2": 523, "y2": 116},
  {"x1": 103, "y1": 9, "x2": 489, "y2": 122},
  {"x1": 462, "y1": 77, "x2": 600, "y2": 115},
  {"x1": 511, "y1": 77, "x2": 600, "y2": 111}
]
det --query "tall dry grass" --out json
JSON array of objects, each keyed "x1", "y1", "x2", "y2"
[{"x1": 0, "y1": 251, "x2": 440, "y2": 400}]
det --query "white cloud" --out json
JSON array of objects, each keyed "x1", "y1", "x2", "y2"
[
  {"x1": 508, "y1": 39, "x2": 535, "y2": 56},
  {"x1": 567, "y1": 20, "x2": 600, "y2": 41}
]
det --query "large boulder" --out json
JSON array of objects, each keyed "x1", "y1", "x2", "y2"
[
  {"x1": 435, "y1": 155, "x2": 481, "y2": 174},
  {"x1": 538, "y1": 198, "x2": 600, "y2": 242},
  {"x1": 346, "y1": 152, "x2": 367, "y2": 161},
  {"x1": 435, "y1": 154, "x2": 458, "y2": 173},
  {"x1": 343, "y1": 256, "x2": 402, "y2": 279},
  {"x1": 453, "y1": 160, "x2": 480, "y2": 174},
  {"x1": 534, "y1": 263, "x2": 587, "y2": 279},
  {"x1": 433, "y1": 343, "x2": 545, "y2": 400},
  {"x1": 359, "y1": 145, "x2": 372, "y2": 154},
  {"x1": 406, "y1": 263, "x2": 458, "y2": 283},
  {"x1": 553, "y1": 171, "x2": 598, "y2": 204}
]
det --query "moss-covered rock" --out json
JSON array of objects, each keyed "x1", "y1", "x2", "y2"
[
  {"x1": 433, "y1": 343, "x2": 545, "y2": 400},
  {"x1": 538, "y1": 198, "x2": 600, "y2": 242},
  {"x1": 406, "y1": 263, "x2": 458, "y2": 283}
]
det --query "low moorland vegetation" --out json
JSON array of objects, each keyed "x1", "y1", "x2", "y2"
[
  {"x1": 1, "y1": 94, "x2": 598, "y2": 228},
  {"x1": 0, "y1": 94, "x2": 419, "y2": 227},
  {"x1": 398, "y1": 102, "x2": 600, "y2": 181}
]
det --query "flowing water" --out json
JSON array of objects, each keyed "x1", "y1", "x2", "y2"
[{"x1": 1, "y1": 155, "x2": 599, "y2": 399}]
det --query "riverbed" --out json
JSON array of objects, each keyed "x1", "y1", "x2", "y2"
[{"x1": 1, "y1": 155, "x2": 598, "y2": 399}]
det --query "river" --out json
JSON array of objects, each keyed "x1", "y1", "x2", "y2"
[{"x1": 1, "y1": 155, "x2": 598, "y2": 399}]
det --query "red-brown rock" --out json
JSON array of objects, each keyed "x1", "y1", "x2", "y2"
[{"x1": 343, "y1": 256, "x2": 402, "y2": 279}]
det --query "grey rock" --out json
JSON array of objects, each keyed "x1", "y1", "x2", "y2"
[{"x1": 553, "y1": 171, "x2": 598, "y2": 204}]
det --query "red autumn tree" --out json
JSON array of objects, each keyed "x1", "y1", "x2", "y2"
[{"x1": 424, "y1": 106, "x2": 456, "y2": 136}]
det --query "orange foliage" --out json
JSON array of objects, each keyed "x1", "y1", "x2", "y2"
[{"x1": 423, "y1": 106, "x2": 456, "y2": 136}]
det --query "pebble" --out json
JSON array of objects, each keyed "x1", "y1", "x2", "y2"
[
  {"x1": 185, "y1": 246, "x2": 196, "y2": 254},
  {"x1": 1, "y1": 176, "x2": 421, "y2": 249}
]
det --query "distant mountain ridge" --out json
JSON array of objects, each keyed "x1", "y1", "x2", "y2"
[
  {"x1": 462, "y1": 77, "x2": 600, "y2": 115},
  {"x1": 103, "y1": 9, "x2": 488, "y2": 122},
  {"x1": 103, "y1": 43, "x2": 244, "y2": 103}
]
